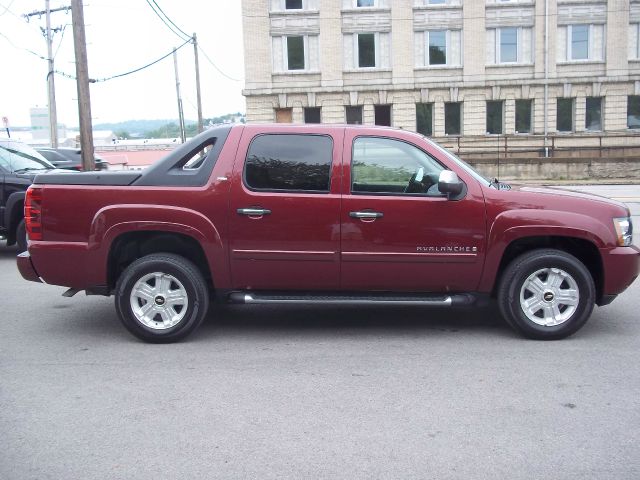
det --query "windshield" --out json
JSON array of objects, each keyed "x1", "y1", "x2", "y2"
[
  {"x1": 0, "y1": 142, "x2": 54, "y2": 173},
  {"x1": 425, "y1": 138, "x2": 491, "y2": 186}
]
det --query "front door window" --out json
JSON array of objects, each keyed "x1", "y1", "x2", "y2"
[{"x1": 351, "y1": 136, "x2": 445, "y2": 196}]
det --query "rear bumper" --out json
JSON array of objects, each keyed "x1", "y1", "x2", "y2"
[
  {"x1": 16, "y1": 251, "x2": 42, "y2": 283},
  {"x1": 601, "y1": 245, "x2": 640, "y2": 295}
]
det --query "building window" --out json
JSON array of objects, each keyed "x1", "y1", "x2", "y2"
[
  {"x1": 515, "y1": 99, "x2": 532, "y2": 134},
  {"x1": 285, "y1": 0, "x2": 303, "y2": 8},
  {"x1": 487, "y1": 27, "x2": 532, "y2": 64},
  {"x1": 570, "y1": 25, "x2": 589, "y2": 60},
  {"x1": 345, "y1": 32, "x2": 390, "y2": 69},
  {"x1": 427, "y1": 0, "x2": 446, "y2": 4},
  {"x1": 499, "y1": 28, "x2": 518, "y2": 63},
  {"x1": 346, "y1": 106, "x2": 363, "y2": 124},
  {"x1": 351, "y1": 137, "x2": 445, "y2": 196},
  {"x1": 628, "y1": 96, "x2": 640, "y2": 129},
  {"x1": 486, "y1": 101, "x2": 504, "y2": 135},
  {"x1": 445, "y1": 102, "x2": 462, "y2": 135},
  {"x1": 287, "y1": 36, "x2": 305, "y2": 70},
  {"x1": 558, "y1": 24, "x2": 604, "y2": 62},
  {"x1": 585, "y1": 97, "x2": 602, "y2": 131},
  {"x1": 356, "y1": 0, "x2": 375, "y2": 6},
  {"x1": 272, "y1": 35, "x2": 319, "y2": 72},
  {"x1": 358, "y1": 33, "x2": 376, "y2": 67},
  {"x1": 416, "y1": 103, "x2": 433, "y2": 136},
  {"x1": 557, "y1": 98, "x2": 574, "y2": 132},
  {"x1": 275, "y1": 108, "x2": 293, "y2": 123},
  {"x1": 428, "y1": 31, "x2": 446, "y2": 65},
  {"x1": 245, "y1": 134, "x2": 333, "y2": 192},
  {"x1": 420, "y1": 30, "x2": 461, "y2": 67},
  {"x1": 304, "y1": 107, "x2": 321, "y2": 124},
  {"x1": 375, "y1": 105, "x2": 392, "y2": 126}
]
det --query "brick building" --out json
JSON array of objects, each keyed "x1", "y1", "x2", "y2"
[{"x1": 241, "y1": 0, "x2": 640, "y2": 145}]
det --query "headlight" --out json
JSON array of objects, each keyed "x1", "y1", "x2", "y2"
[{"x1": 613, "y1": 217, "x2": 633, "y2": 247}]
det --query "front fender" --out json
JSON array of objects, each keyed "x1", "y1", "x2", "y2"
[{"x1": 478, "y1": 209, "x2": 612, "y2": 292}]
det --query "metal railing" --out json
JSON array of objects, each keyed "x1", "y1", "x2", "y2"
[{"x1": 433, "y1": 131, "x2": 640, "y2": 161}]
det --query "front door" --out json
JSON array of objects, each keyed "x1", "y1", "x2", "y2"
[
  {"x1": 340, "y1": 132, "x2": 487, "y2": 292},
  {"x1": 228, "y1": 127, "x2": 343, "y2": 290}
]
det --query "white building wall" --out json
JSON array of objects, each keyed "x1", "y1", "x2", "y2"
[{"x1": 242, "y1": 0, "x2": 640, "y2": 140}]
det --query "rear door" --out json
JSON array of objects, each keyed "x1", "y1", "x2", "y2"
[
  {"x1": 227, "y1": 126, "x2": 343, "y2": 290},
  {"x1": 340, "y1": 130, "x2": 487, "y2": 292}
]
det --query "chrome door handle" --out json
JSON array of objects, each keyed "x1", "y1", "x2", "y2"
[
  {"x1": 349, "y1": 211, "x2": 383, "y2": 219},
  {"x1": 237, "y1": 208, "x2": 271, "y2": 216}
]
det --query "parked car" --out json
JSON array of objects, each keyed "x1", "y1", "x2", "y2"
[
  {"x1": 0, "y1": 139, "x2": 57, "y2": 252},
  {"x1": 36, "y1": 147, "x2": 109, "y2": 171},
  {"x1": 17, "y1": 124, "x2": 639, "y2": 343}
]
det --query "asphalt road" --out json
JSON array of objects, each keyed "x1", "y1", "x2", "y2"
[{"x1": 1, "y1": 185, "x2": 639, "y2": 479}]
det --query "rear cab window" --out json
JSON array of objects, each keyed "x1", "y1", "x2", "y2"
[{"x1": 244, "y1": 134, "x2": 333, "y2": 193}]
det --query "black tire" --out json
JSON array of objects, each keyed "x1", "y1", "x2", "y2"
[
  {"x1": 497, "y1": 248, "x2": 595, "y2": 340},
  {"x1": 115, "y1": 253, "x2": 209, "y2": 343},
  {"x1": 16, "y1": 219, "x2": 27, "y2": 253}
]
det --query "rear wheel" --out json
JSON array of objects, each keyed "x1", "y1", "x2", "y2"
[
  {"x1": 498, "y1": 248, "x2": 595, "y2": 340},
  {"x1": 115, "y1": 253, "x2": 209, "y2": 343},
  {"x1": 16, "y1": 219, "x2": 27, "y2": 253}
]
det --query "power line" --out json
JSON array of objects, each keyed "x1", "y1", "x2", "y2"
[
  {"x1": 141, "y1": 1, "x2": 241, "y2": 83},
  {"x1": 53, "y1": 23, "x2": 68, "y2": 59},
  {"x1": 198, "y1": 45, "x2": 242, "y2": 82},
  {"x1": 91, "y1": 37, "x2": 192, "y2": 82},
  {"x1": 150, "y1": 0, "x2": 190, "y2": 40},
  {"x1": 1, "y1": 26, "x2": 191, "y2": 83},
  {"x1": 145, "y1": 0, "x2": 190, "y2": 41},
  {"x1": 0, "y1": 30, "x2": 46, "y2": 60},
  {"x1": 0, "y1": 0, "x2": 16, "y2": 16}
]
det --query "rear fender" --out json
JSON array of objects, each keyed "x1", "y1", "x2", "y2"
[{"x1": 88, "y1": 204, "x2": 226, "y2": 287}]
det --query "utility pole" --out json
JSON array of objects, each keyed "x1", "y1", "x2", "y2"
[
  {"x1": 24, "y1": 3, "x2": 70, "y2": 148},
  {"x1": 71, "y1": 0, "x2": 94, "y2": 171},
  {"x1": 193, "y1": 33, "x2": 203, "y2": 134},
  {"x1": 45, "y1": 0, "x2": 58, "y2": 148},
  {"x1": 173, "y1": 48, "x2": 186, "y2": 143}
]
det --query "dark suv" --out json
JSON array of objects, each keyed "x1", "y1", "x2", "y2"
[
  {"x1": 36, "y1": 147, "x2": 109, "y2": 171},
  {"x1": 0, "y1": 139, "x2": 57, "y2": 252}
]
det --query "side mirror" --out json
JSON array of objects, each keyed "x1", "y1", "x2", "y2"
[{"x1": 438, "y1": 170, "x2": 463, "y2": 198}]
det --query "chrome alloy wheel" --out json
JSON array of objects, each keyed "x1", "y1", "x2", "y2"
[
  {"x1": 519, "y1": 268, "x2": 580, "y2": 327},
  {"x1": 129, "y1": 272, "x2": 189, "y2": 330}
]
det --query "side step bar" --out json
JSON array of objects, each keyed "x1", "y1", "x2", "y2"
[{"x1": 228, "y1": 292, "x2": 476, "y2": 307}]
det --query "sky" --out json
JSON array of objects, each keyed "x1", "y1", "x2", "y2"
[{"x1": 0, "y1": 0, "x2": 245, "y2": 127}]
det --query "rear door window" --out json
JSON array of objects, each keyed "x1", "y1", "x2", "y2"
[{"x1": 244, "y1": 134, "x2": 333, "y2": 193}]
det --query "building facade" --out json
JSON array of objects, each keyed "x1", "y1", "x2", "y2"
[{"x1": 242, "y1": 0, "x2": 640, "y2": 142}]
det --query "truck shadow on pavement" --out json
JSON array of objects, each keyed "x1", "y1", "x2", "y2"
[{"x1": 196, "y1": 303, "x2": 515, "y2": 340}]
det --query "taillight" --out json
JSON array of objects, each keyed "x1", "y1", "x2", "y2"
[{"x1": 25, "y1": 186, "x2": 43, "y2": 241}]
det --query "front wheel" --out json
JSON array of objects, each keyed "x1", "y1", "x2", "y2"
[
  {"x1": 115, "y1": 253, "x2": 209, "y2": 343},
  {"x1": 498, "y1": 249, "x2": 595, "y2": 340}
]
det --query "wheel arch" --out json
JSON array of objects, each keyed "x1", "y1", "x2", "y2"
[
  {"x1": 491, "y1": 235, "x2": 603, "y2": 303},
  {"x1": 107, "y1": 230, "x2": 214, "y2": 294},
  {"x1": 4, "y1": 191, "x2": 25, "y2": 244}
]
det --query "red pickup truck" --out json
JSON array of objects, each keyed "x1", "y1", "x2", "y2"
[{"x1": 17, "y1": 124, "x2": 639, "y2": 342}]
